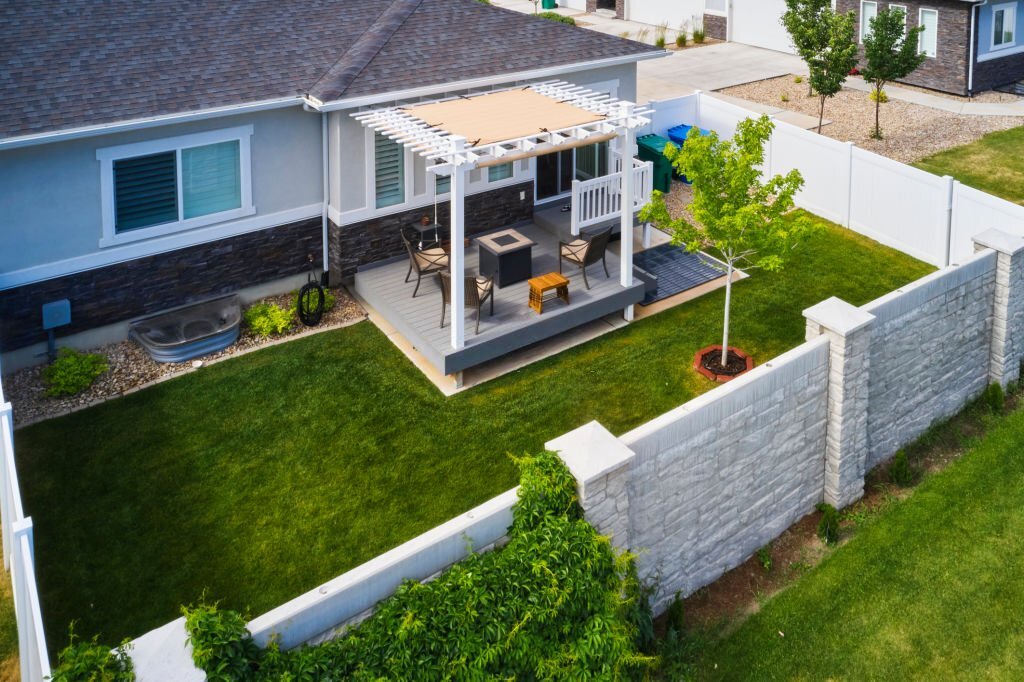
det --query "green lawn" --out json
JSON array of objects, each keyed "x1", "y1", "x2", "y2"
[
  {"x1": 914, "y1": 125, "x2": 1024, "y2": 204},
  {"x1": 688, "y1": 399, "x2": 1024, "y2": 680},
  {"x1": 13, "y1": 216, "x2": 932, "y2": 650}
]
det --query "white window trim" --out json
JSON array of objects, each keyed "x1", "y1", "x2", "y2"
[
  {"x1": 918, "y1": 8, "x2": 938, "y2": 58},
  {"x1": 861, "y1": 1, "x2": 879, "y2": 43},
  {"x1": 96, "y1": 125, "x2": 254, "y2": 248},
  {"x1": 991, "y1": 2, "x2": 1018, "y2": 51}
]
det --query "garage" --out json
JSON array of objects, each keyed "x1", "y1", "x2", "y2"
[
  {"x1": 626, "y1": 0, "x2": 704, "y2": 32},
  {"x1": 729, "y1": 0, "x2": 795, "y2": 54}
]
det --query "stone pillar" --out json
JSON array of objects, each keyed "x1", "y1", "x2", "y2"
[
  {"x1": 546, "y1": 421, "x2": 634, "y2": 550},
  {"x1": 804, "y1": 297, "x2": 876, "y2": 509},
  {"x1": 973, "y1": 229, "x2": 1024, "y2": 387}
]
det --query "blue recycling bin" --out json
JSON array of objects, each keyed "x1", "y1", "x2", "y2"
[{"x1": 666, "y1": 124, "x2": 711, "y2": 185}]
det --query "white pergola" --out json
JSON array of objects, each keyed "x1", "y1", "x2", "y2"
[{"x1": 353, "y1": 81, "x2": 651, "y2": 354}]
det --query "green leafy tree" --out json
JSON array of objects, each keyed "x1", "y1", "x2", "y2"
[
  {"x1": 784, "y1": 0, "x2": 859, "y2": 133},
  {"x1": 862, "y1": 7, "x2": 926, "y2": 138},
  {"x1": 639, "y1": 116, "x2": 818, "y2": 368}
]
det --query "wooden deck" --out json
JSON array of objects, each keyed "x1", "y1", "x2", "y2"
[{"x1": 354, "y1": 223, "x2": 645, "y2": 375}]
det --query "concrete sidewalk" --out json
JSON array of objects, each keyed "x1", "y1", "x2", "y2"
[{"x1": 843, "y1": 77, "x2": 1024, "y2": 116}]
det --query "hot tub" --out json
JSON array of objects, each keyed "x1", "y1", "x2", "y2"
[{"x1": 129, "y1": 294, "x2": 241, "y2": 363}]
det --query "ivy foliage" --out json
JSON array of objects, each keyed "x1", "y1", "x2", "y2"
[{"x1": 184, "y1": 451, "x2": 656, "y2": 680}]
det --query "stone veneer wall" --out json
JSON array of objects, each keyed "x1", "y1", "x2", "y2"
[
  {"x1": 329, "y1": 181, "x2": 533, "y2": 282},
  {"x1": 837, "y1": 0, "x2": 972, "y2": 95},
  {"x1": 703, "y1": 13, "x2": 726, "y2": 41},
  {"x1": 973, "y1": 51, "x2": 1024, "y2": 93},
  {"x1": 585, "y1": 0, "x2": 624, "y2": 19},
  {"x1": 0, "y1": 218, "x2": 322, "y2": 352}
]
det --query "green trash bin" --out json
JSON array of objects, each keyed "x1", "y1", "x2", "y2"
[
  {"x1": 636, "y1": 134, "x2": 674, "y2": 194},
  {"x1": 541, "y1": 0, "x2": 557, "y2": 8}
]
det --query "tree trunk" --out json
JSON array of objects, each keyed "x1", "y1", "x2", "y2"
[
  {"x1": 720, "y1": 262, "x2": 733, "y2": 367},
  {"x1": 818, "y1": 94, "x2": 826, "y2": 134},
  {"x1": 874, "y1": 81, "x2": 882, "y2": 138}
]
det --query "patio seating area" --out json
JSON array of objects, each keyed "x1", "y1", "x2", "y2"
[{"x1": 354, "y1": 222, "x2": 645, "y2": 376}]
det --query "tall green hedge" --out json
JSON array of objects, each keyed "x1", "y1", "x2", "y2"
[{"x1": 183, "y1": 451, "x2": 655, "y2": 680}]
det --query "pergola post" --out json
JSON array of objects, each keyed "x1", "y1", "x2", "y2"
[
  {"x1": 618, "y1": 103, "x2": 635, "y2": 322},
  {"x1": 450, "y1": 136, "x2": 467, "y2": 351}
]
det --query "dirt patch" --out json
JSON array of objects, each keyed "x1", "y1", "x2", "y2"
[
  {"x1": 720, "y1": 75, "x2": 1023, "y2": 163},
  {"x1": 4, "y1": 287, "x2": 366, "y2": 428}
]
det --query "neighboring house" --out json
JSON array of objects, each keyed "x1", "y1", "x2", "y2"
[
  {"x1": 0, "y1": 0, "x2": 662, "y2": 371},
  {"x1": 839, "y1": 1, "x2": 1024, "y2": 95}
]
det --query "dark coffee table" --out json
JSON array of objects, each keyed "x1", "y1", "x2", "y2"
[{"x1": 477, "y1": 229, "x2": 535, "y2": 288}]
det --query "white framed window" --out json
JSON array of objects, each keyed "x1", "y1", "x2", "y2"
[
  {"x1": 889, "y1": 4, "x2": 907, "y2": 35},
  {"x1": 919, "y1": 8, "x2": 938, "y2": 57},
  {"x1": 993, "y1": 3, "x2": 1017, "y2": 50},
  {"x1": 97, "y1": 126, "x2": 254, "y2": 247},
  {"x1": 488, "y1": 162, "x2": 513, "y2": 182},
  {"x1": 861, "y1": 1, "x2": 878, "y2": 42}
]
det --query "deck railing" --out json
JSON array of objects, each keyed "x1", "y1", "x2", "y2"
[
  {"x1": 0, "y1": 364, "x2": 51, "y2": 682},
  {"x1": 570, "y1": 158, "x2": 653, "y2": 236}
]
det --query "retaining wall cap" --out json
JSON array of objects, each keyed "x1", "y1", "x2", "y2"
[
  {"x1": 546, "y1": 421, "x2": 634, "y2": 485},
  {"x1": 973, "y1": 229, "x2": 1024, "y2": 256},
  {"x1": 803, "y1": 296, "x2": 875, "y2": 336}
]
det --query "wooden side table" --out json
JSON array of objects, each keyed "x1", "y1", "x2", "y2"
[{"x1": 528, "y1": 272, "x2": 570, "y2": 314}]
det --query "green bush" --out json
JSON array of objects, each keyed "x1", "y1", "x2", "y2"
[
  {"x1": 51, "y1": 628, "x2": 133, "y2": 682},
  {"x1": 183, "y1": 451, "x2": 656, "y2": 680},
  {"x1": 42, "y1": 348, "x2": 108, "y2": 397},
  {"x1": 675, "y1": 32, "x2": 688, "y2": 47},
  {"x1": 538, "y1": 11, "x2": 575, "y2": 25},
  {"x1": 655, "y1": 35, "x2": 666, "y2": 48},
  {"x1": 890, "y1": 449, "x2": 914, "y2": 487},
  {"x1": 817, "y1": 503, "x2": 840, "y2": 545},
  {"x1": 869, "y1": 87, "x2": 889, "y2": 103},
  {"x1": 984, "y1": 382, "x2": 1006, "y2": 413},
  {"x1": 291, "y1": 287, "x2": 336, "y2": 317},
  {"x1": 243, "y1": 302, "x2": 293, "y2": 338}
]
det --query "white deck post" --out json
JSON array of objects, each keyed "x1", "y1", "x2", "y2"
[
  {"x1": 450, "y1": 136, "x2": 467, "y2": 351},
  {"x1": 619, "y1": 103, "x2": 635, "y2": 322}
]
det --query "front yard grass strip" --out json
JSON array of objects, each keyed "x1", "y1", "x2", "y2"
[
  {"x1": 914, "y1": 125, "x2": 1024, "y2": 205},
  {"x1": 14, "y1": 215, "x2": 933, "y2": 648}
]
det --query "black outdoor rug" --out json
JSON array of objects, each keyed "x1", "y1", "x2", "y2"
[{"x1": 633, "y1": 245, "x2": 724, "y2": 305}]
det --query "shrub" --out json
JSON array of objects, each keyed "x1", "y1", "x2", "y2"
[
  {"x1": 692, "y1": 15, "x2": 705, "y2": 43},
  {"x1": 869, "y1": 87, "x2": 889, "y2": 103},
  {"x1": 781, "y1": 93, "x2": 790, "y2": 102},
  {"x1": 890, "y1": 449, "x2": 914, "y2": 487},
  {"x1": 42, "y1": 348, "x2": 108, "y2": 397},
  {"x1": 794, "y1": 75, "x2": 804, "y2": 84},
  {"x1": 244, "y1": 302, "x2": 293, "y2": 338},
  {"x1": 538, "y1": 11, "x2": 575, "y2": 25},
  {"x1": 817, "y1": 503, "x2": 840, "y2": 545},
  {"x1": 675, "y1": 32, "x2": 687, "y2": 47},
  {"x1": 655, "y1": 21, "x2": 668, "y2": 48},
  {"x1": 291, "y1": 287, "x2": 336, "y2": 316},
  {"x1": 756, "y1": 545, "x2": 773, "y2": 571},
  {"x1": 655, "y1": 35, "x2": 666, "y2": 48},
  {"x1": 983, "y1": 382, "x2": 1006, "y2": 413},
  {"x1": 183, "y1": 451, "x2": 656, "y2": 680},
  {"x1": 51, "y1": 628, "x2": 133, "y2": 682}
]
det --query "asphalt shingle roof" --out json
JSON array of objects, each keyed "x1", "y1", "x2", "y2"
[{"x1": 0, "y1": 0, "x2": 659, "y2": 141}]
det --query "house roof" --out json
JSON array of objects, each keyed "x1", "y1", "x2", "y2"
[{"x1": 0, "y1": 0, "x2": 661, "y2": 143}]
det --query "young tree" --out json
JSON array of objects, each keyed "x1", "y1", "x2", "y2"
[
  {"x1": 862, "y1": 7, "x2": 926, "y2": 138},
  {"x1": 806, "y1": 9, "x2": 858, "y2": 133},
  {"x1": 638, "y1": 116, "x2": 819, "y2": 369},
  {"x1": 782, "y1": 0, "x2": 832, "y2": 97}
]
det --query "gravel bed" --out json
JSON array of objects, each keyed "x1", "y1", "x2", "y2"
[
  {"x1": 5, "y1": 288, "x2": 366, "y2": 428},
  {"x1": 720, "y1": 76, "x2": 1023, "y2": 163}
]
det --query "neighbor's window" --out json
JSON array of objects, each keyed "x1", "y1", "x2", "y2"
[
  {"x1": 488, "y1": 162, "x2": 513, "y2": 182},
  {"x1": 919, "y1": 9, "x2": 938, "y2": 57},
  {"x1": 375, "y1": 131, "x2": 405, "y2": 208},
  {"x1": 435, "y1": 173, "x2": 451, "y2": 196},
  {"x1": 889, "y1": 4, "x2": 907, "y2": 35},
  {"x1": 993, "y1": 3, "x2": 1016, "y2": 48},
  {"x1": 575, "y1": 141, "x2": 609, "y2": 181},
  {"x1": 98, "y1": 126, "x2": 253, "y2": 244},
  {"x1": 861, "y1": 1, "x2": 878, "y2": 42}
]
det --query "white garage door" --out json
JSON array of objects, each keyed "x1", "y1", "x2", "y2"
[
  {"x1": 730, "y1": 0, "x2": 795, "y2": 54},
  {"x1": 626, "y1": 0, "x2": 705, "y2": 31}
]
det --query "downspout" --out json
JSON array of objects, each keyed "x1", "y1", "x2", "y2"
[
  {"x1": 969, "y1": 1, "x2": 990, "y2": 96},
  {"x1": 321, "y1": 112, "x2": 330, "y2": 283}
]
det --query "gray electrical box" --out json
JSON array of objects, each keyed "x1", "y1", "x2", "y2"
[{"x1": 41, "y1": 299, "x2": 71, "y2": 331}]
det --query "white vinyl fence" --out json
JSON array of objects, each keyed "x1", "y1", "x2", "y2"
[
  {"x1": 647, "y1": 93, "x2": 1024, "y2": 267},
  {"x1": 0, "y1": 364, "x2": 51, "y2": 682}
]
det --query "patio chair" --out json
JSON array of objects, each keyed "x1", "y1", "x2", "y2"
[
  {"x1": 559, "y1": 227, "x2": 612, "y2": 290},
  {"x1": 437, "y1": 271, "x2": 494, "y2": 335},
  {"x1": 401, "y1": 229, "x2": 449, "y2": 297}
]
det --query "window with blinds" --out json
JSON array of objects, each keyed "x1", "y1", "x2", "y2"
[
  {"x1": 488, "y1": 162, "x2": 513, "y2": 182},
  {"x1": 113, "y1": 152, "x2": 179, "y2": 232},
  {"x1": 182, "y1": 141, "x2": 242, "y2": 219},
  {"x1": 375, "y1": 132, "x2": 405, "y2": 208}
]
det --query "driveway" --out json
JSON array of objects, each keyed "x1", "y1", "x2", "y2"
[{"x1": 638, "y1": 42, "x2": 806, "y2": 103}]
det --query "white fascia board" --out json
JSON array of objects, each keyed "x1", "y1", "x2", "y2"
[
  {"x1": 308, "y1": 52, "x2": 668, "y2": 112},
  {"x1": 0, "y1": 97, "x2": 303, "y2": 151}
]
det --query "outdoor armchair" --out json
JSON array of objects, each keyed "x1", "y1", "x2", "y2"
[
  {"x1": 437, "y1": 271, "x2": 494, "y2": 335},
  {"x1": 401, "y1": 229, "x2": 449, "y2": 297},
  {"x1": 559, "y1": 227, "x2": 612, "y2": 290}
]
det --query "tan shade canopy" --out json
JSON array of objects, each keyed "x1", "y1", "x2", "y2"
[{"x1": 403, "y1": 88, "x2": 606, "y2": 148}]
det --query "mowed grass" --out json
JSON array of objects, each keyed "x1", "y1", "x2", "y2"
[
  {"x1": 914, "y1": 125, "x2": 1024, "y2": 204},
  {"x1": 13, "y1": 216, "x2": 932, "y2": 650},
  {"x1": 690, "y1": 400, "x2": 1024, "y2": 680}
]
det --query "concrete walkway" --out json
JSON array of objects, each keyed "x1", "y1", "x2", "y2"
[{"x1": 843, "y1": 77, "x2": 1024, "y2": 116}]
